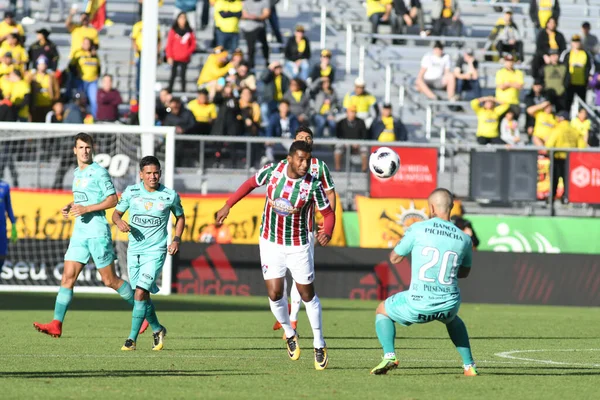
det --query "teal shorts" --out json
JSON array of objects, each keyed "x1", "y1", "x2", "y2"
[
  {"x1": 64, "y1": 236, "x2": 115, "y2": 269},
  {"x1": 128, "y1": 252, "x2": 166, "y2": 294},
  {"x1": 384, "y1": 291, "x2": 460, "y2": 327}
]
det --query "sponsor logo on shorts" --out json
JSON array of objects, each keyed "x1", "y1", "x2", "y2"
[
  {"x1": 349, "y1": 259, "x2": 411, "y2": 300},
  {"x1": 73, "y1": 191, "x2": 89, "y2": 203},
  {"x1": 417, "y1": 311, "x2": 452, "y2": 322},
  {"x1": 131, "y1": 214, "x2": 161, "y2": 228},
  {"x1": 173, "y1": 244, "x2": 250, "y2": 296},
  {"x1": 261, "y1": 264, "x2": 268, "y2": 275},
  {"x1": 142, "y1": 273, "x2": 154, "y2": 281}
]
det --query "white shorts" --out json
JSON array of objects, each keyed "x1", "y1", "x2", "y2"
[{"x1": 259, "y1": 237, "x2": 315, "y2": 284}]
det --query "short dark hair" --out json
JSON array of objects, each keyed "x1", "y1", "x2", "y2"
[
  {"x1": 433, "y1": 41, "x2": 444, "y2": 50},
  {"x1": 295, "y1": 125, "x2": 313, "y2": 138},
  {"x1": 139, "y1": 155, "x2": 161, "y2": 170},
  {"x1": 170, "y1": 97, "x2": 181, "y2": 105},
  {"x1": 73, "y1": 132, "x2": 94, "y2": 148},
  {"x1": 288, "y1": 140, "x2": 312, "y2": 156},
  {"x1": 197, "y1": 88, "x2": 209, "y2": 96},
  {"x1": 102, "y1": 73, "x2": 113, "y2": 80},
  {"x1": 280, "y1": 99, "x2": 290, "y2": 106}
]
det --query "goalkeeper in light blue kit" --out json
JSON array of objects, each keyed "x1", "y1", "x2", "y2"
[
  {"x1": 112, "y1": 156, "x2": 185, "y2": 351},
  {"x1": 370, "y1": 188, "x2": 478, "y2": 376}
]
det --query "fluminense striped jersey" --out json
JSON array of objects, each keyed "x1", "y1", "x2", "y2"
[
  {"x1": 255, "y1": 162, "x2": 331, "y2": 246},
  {"x1": 279, "y1": 157, "x2": 335, "y2": 191}
]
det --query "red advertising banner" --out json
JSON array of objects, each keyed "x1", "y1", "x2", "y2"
[
  {"x1": 369, "y1": 147, "x2": 438, "y2": 198},
  {"x1": 568, "y1": 152, "x2": 600, "y2": 204}
]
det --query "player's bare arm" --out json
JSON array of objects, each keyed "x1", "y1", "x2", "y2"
[
  {"x1": 168, "y1": 214, "x2": 186, "y2": 255},
  {"x1": 389, "y1": 251, "x2": 404, "y2": 265},
  {"x1": 61, "y1": 202, "x2": 74, "y2": 219},
  {"x1": 70, "y1": 194, "x2": 118, "y2": 217},
  {"x1": 112, "y1": 209, "x2": 131, "y2": 233}
]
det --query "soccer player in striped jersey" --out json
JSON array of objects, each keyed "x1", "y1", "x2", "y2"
[
  {"x1": 216, "y1": 140, "x2": 335, "y2": 370},
  {"x1": 33, "y1": 133, "x2": 141, "y2": 338},
  {"x1": 272, "y1": 126, "x2": 336, "y2": 334}
]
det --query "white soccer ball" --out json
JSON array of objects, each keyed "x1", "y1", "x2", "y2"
[{"x1": 369, "y1": 147, "x2": 400, "y2": 179}]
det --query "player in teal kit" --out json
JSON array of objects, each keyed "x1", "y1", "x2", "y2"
[
  {"x1": 370, "y1": 188, "x2": 478, "y2": 376},
  {"x1": 112, "y1": 156, "x2": 185, "y2": 351},
  {"x1": 34, "y1": 133, "x2": 137, "y2": 338}
]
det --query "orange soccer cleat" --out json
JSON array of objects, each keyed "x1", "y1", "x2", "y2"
[
  {"x1": 33, "y1": 320, "x2": 63, "y2": 338},
  {"x1": 139, "y1": 319, "x2": 150, "y2": 334},
  {"x1": 272, "y1": 303, "x2": 292, "y2": 330}
]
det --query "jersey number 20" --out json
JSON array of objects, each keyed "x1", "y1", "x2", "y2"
[{"x1": 418, "y1": 247, "x2": 459, "y2": 285}]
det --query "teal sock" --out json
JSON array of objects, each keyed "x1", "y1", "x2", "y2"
[
  {"x1": 129, "y1": 300, "x2": 147, "y2": 341},
  {"x1": 375, "y1": 314, "x2": 396, "y2": 357},
  {"x1": 116, "y1": 281, "x2": 134, "y2": 306},
  {"x1": 446, "y1": 316, "x2": 474, "y2": 365},
  {"x1": 145, "y1": 300, "x2": 161, "y2": 333},
  {"x1": 53, "y1": 287, "x2": 73, "y2": 322}
]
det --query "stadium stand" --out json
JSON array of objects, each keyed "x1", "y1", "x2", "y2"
[{"x1": 1, "y1": 0, "x2": 599, "y2": 216}]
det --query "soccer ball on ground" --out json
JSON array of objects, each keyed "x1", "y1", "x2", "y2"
[{"x1": 369, "y1": 147, "x2": 400, "y2": 179}]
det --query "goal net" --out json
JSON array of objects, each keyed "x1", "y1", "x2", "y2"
[{"x1": 0, "y1": 123, "x2": 175, "y2": 295}]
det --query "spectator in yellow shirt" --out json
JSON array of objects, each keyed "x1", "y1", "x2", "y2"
[
  {"x1": 28, "y1": 56, "x2": 58, "y2": 122},
  {"x1": 471, "y1": 96, "x2": 510, "y2": 144},
  {"x1": 527, "y1": 100, "x2": 556, "y2": 146},
  {"x1": 495, "y1": 54, "x2": 523, "y2": 105},
  {"x1": 66, "y1": 10, "x2": 99, "y2": 60},
  {"x1": 546, "y1": 110, "x2": 587, "y2": 203},
  {"x1": 187, "y1": 88, "x2": 217, "y2": 134},
  {"x1": 71, "y1": 38, "x2": 100, "y2": 118},
  {"x1": 0, "y1": 33, "x2": 28, "y2": 70},
  {"x1": 197, "y1": 46, "x2": 237, "y2": 98},
  {"x1": 0, "y1": 11, "x2": 24, "y2": 44},
  {"x1": 366, "y1": 0, "x2": 392, "y2": 44},
  {"x1": 571, "y1": 108, "x2": 590, "y2": 144},
  {"x1": 343, "y1": 77, "x2": 378, "y2": 128},
  {"x1": 1, "y1": 70, "x2": 31, "y2": 121},
  {"x1": 214, "y1": 0, "x2": 243, "y2": 53},
  {"x1": 0, "y1": 52, "x2": 15, "y2": 78}
]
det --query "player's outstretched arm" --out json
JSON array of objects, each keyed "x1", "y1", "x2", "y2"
[
  {"x1": 216, "y1": 177, "x2": 260, "y2": 225},
  {"x1": 389, "y1": 251, "x2": 405, "y2": 265},
  {"x1": 112, "y1": 209, "x2": 131, "y2": 233},
  {"x1": 70, "y1": 194, "x2": 118, "y2": 217},
  {"x1": 168, "y1": 214, "x2": 186, "y2": 255}
]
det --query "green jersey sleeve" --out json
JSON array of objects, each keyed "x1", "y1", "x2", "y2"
[
  {"x1": 115, "y1": 186, "x2": 132, "y2": 213},
  {"x1": 312, "y1": 181, "x2": 330, "y2": 210},
  {"x1": 98, "y1": 167, "x2": 116, "y2": 198},
  {"x1": 394, "y1": 226, "x2": 416, "y2": 256},
  {"x1": 171, "y1": 192, "x2": 184, "y2": 217},
  {"x1": 320, "y1": 161, "x2": 335, "y2": 191},
  {"x1": 461, "y1": 237, "x2": 473, "y2": 268},
  {"x1": 255, "y1": 163, "x2": 275, "y2": 186}
]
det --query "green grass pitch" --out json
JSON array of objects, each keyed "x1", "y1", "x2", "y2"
[{"x1": 1, "y1": 293, "x2": 599, "y2": 399}]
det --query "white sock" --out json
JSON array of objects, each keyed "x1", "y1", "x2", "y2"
[
  {"x1": 269, "y1": 297, "x2": 295, "y2": 338},
  {"x1": 303, "y1": 295, "x2": 325, "y2": 348},
  {"x1": 289, "y1": 280, "x2": 302, "y2": 322}
]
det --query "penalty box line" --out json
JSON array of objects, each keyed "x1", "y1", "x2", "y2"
[{"x1": 494, "y1": 349, "x2": 600, "y2": 368}]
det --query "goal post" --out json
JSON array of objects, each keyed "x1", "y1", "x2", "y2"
[{"x1": 0, "y1": 122, "x2": 176, "y2": 295}]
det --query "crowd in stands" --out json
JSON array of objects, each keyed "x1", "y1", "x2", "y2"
[{"x1": 1, "y1": 0, "x2": 599, "y2": 188}]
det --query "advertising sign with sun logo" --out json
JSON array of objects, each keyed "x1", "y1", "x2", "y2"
[{"x1": 355, "y1": 196, "x2": 463, "y2": 248}]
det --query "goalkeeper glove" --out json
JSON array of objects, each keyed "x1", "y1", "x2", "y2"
[{"x1": 10, "y1": 224, "x2": 17, "y2": 243}]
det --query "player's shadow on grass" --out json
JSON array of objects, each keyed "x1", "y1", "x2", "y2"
[
  {"x1": 0, "y1": 370, "x2": 267, "y2": 379},
  {"x1": 0, "y1": 293, "x2": 268, "y2": 312}
]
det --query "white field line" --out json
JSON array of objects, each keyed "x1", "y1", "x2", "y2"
[{"x1": 494, "y1": 349, "x2": 600, "y2": 368}]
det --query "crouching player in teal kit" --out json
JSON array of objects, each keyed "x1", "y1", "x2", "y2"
[
  {"x1": 112, "y1": 156, "x2": 185, "y2": 351},
  {"x1": 370, "y1": 188, "x2": 478, "y2": 376}
]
